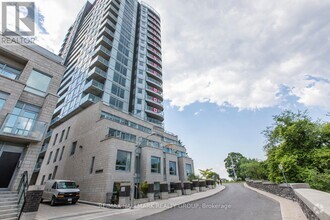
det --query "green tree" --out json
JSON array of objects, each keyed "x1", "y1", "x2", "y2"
[
  {"x1": 240, "y1": 159, "x2": 268, "y2": 180},
  {"x1": 263, "y1": 111, "x2": 330, "y2": 192},
  {"x1": 224, "y1": 152, "x2": 246, "y2": 179},
  {"x1": 199, "y1": 168, "x2": 221, "y2": 184}
]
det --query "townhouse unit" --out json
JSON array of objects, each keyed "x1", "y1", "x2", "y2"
[{"x1": 0, "y1": 34, "x2": 65, "y2": 191}]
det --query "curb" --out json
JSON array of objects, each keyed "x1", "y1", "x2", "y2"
[
  {"x1": 136, "y1": 186, "x2": 227, "y2": 220},
  {"x1": 94, "y1": 185, "x2": 226, "y2": 220}
]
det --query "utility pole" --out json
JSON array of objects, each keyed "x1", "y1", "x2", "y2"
[{"x1": 229, "y1": 154, "x2": 237, "y2": 181}]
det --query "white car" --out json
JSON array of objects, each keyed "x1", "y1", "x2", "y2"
[{"x1": 41, "y1": 180, "x2": 80, "y2": 206}]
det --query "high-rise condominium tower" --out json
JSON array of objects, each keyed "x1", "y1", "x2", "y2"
[{"x1": 53, "y1": 0, "x2": 164, "y2": 127}]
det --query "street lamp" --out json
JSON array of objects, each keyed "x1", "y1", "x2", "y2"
[{"x1": 130, "y1": 132, "x2": 157, "y2": 209}]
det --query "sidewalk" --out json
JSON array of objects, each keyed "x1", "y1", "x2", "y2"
[
  {"x1": 244, "y1": 183, "x2": 306, "y2": 220},
  {"x1": 46, "y1": 185, "x2": 225, "y2": 220}
]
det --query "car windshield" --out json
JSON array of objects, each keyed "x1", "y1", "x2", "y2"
[{"x1": 57, "y1": 182, "x2": 77, "y2": 189}]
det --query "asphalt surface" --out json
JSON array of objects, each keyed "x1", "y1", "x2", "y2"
[{"x1": 140, "y1": 183, "x2": 282, "y2": 220}]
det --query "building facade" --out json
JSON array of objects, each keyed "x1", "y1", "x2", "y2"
[
  {"x1": 0, "y1": 34, "x2": 65, "y2": 191},
  {"x1": 53, "y1": 0, "x2": 164, "y2": 127},
  {"x1": 37, "y1": 102, "x2": 194, "y2": 202},
  {"x1": 36, "y1": 0, "x2": 195, "y2": 203}
]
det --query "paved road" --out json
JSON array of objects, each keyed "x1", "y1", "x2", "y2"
[{"x1": 140, "y1": 183, "x2": 281, "y2": 220}]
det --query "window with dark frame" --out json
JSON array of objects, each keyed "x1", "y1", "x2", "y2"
[
  {"x1": 53, "y1": 133, "x2": 58, "y2": 146},
  {"x1": 169, "y1": 161, "x2": 177, "y2": 175},
  {"x1": 151, "y1": 156, "x2": 161, "y2": 173},
  {"x1": 59, "y1": 146, "x2": 65, "y2": 161},
  {"x1": 59, "y1": 129, "x2": 65, "y2": 143},
  {"x1": 65, "y1": 127, "x2": 71, "y2": 140},
  {"x1": 53, "y1": 148, "x2": 59, "y2": 163},
  {"x1": 90, "y1": 156, "x2": 95, "y2": 174},
  {"x1": 47, "y1": 151, "x2": 53, "y2": 164},
  {"x1": 70, "y1": 141, "x2": 77, "y2": 155}
]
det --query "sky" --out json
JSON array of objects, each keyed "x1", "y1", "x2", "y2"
[{"x1": 4, "y1": 0, "x2": 329, "y2": 179}]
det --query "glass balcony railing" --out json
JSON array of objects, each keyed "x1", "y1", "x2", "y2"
[
  {"x1": 147, "y1": 53, "x2": 162, "y2": 65},
  {"x1": 34, "y1": 161, "x2": 42, "y2": 172},
  {"x1": 147, "y1": 46, "x2": 162, "y2": 58},
  {"x1": 87, "y1": 67, "x2": 107, "y2": 82},
  {"x1": 0, "y1": 114, "x2": 47, "y2": 142},
  {"x1": 147, "y1": 116, "x2": 163, "y2": 126},
  {"x1": 90, "y1": 56, "x2": 109, "y2": 71},
  {"x1": 146, "y1": 95, "x2": 163, "y2": 104},
  {"x1": 146, "y1": 76, "x2": 162, "y2": 87},
  {"x1": 80, "y1": 93, "x2": 102, "y2": 108},
  {"x1": 147, "y1": 60, "x2": 162, "y2": 71},
  {"x1": 146, "y1": 85, "x2": 162, "y2": 95},
  {"x1": 84, "y1": 80, "x2": 104, "y2": 95},
  {"x1": 147, "y1": 40, "x2": 161, "y2": 51},
  {"x1": 146, "y1": 106, "x2": 164, "y2": 116}
]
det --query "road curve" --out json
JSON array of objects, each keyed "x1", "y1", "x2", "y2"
[{"x1": 140, "y1": 183, "x2": 282, "y2": 220}]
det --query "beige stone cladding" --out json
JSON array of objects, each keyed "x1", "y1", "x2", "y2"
[
  {"x1": 165, "y1": 153, "x2": 180, "y2": 183},
  {"x1": 37, "y1": 102, "x2": 194, "y2": 202},
  {"x1": 140, "y1": 146, "x2": 164, "y2": 184},
  {"x1": 0, "y1": 35, "x2": 65, "y2": 191},
  {"x1": 178, "y1": 157, "x2": 195, "y2": 182}
]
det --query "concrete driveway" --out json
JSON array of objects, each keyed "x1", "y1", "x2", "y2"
[{"x1": 36, "y1": 202, "x2": 113, "y2": 220}]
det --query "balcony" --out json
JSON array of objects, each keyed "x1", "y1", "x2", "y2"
[
  {"x1": 90, "y1": 55, "x2": 109, "y2": 72},
  {"x1": 147, "y1": 16, "x2": 160, "y2": 30},
  {"x1": 39, "y1": 143, "x2": 49, "y2": 157},
  {"x1": 93, "y1": 45, "x2": 111, "y2": 60},
  {"x1": 147, "y1": 28, "x2": 161, "y2": 40},
  {"x1": 147, "y1": 53, "x2": 162, "y2": 66},
  {"x1": 44, "y1": 130, "x2": 52, "y2": 141},
  {"x1": 95, "y1": 36, "x2": 113, "y2": 50},
  {"x1": 147, "y1": 20, "x2": 161, "y2": 33},
  {"x1": 146, "y1": 76, "x2": 162, "y2": 90},
  {"x1": 146, "y1": 95, "x2": 164, "y2": 110},
  {"x1": 145, "y1": 106, "x2": 164, "y2": 121},
  {"x1": 147, "y1": 60, "x2": 162, "y2": 72},
  {"x1": 147, "y1": 67, "x2": 163, "y2": 83},
  {"x1": 103, "y1": 10, "x2": 118, "y2": 26},
  {"x1": 147, "y1": 116, "x2": 163, "y2": 126},
  {"x1": 147, "y1": 46, "x2": 162, "y2": 59},
  {"x1": 83, "y1": 80, "x2": 104, "y2": 96},
  {"x1": 146, "y1": 85, "x2": 163, "y2": 99},
  {"x1": 147, "y1": 33, "x2": 161, "y2": 45},
  {"x1": 110, "y1": 0, "x2": 120, "y2": 11},
  {"x1": 0, "y1": 114, "x2": 48, "y2": 143},
  {"x1": 80, "y1": 93, "x2": 102, "y2": 108},
  {"x1": 147, "y1": 39, "x2": 161, "y2": 52},
  {"x1": 98, "y1": 24, "x2": 116, "y2": 40},
  {"x1": 34, "y1": 160, "x2": 43, "y2": 172},
  {"x1": 87, "y1": 67, "x2": 107, "y2": 82},
  {"x1": 147, "y1": 23, "x2": 161, "y2": 36},
  {"x1": 147, "y1": 10, "x2": 161, "y2": 23}
]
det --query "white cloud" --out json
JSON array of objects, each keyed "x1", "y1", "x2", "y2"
[
  {"x1": 31, "y1": 0, "x2": 330, "y2": 111},
  {"x1": 147, "y1": 0, "x2": 330, "y2": 111}
]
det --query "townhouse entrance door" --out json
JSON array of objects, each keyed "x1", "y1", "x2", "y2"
[{"x1": 0, "y1": 144, "x2": 24, "y2": 188}]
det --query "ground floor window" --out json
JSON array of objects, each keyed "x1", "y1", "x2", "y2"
[{"x1": 116, "y1": 150, "x2": 131, "y2": 171}]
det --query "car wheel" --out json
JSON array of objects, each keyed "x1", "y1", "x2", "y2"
[
  {"x1": 40, "y1": 198, "x2": 43, "y2": 203},
  {"x1": 72, "y1": 200, "x2": 77, "y2": 205},
  {"x1": 50, "y1": 196, "x2": 56, "y2": 206}
]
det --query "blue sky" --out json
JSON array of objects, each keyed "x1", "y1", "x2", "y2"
[
  {"x1": 163, "y1": 101, "x2": 328, "y2": 179},
  {"x1": 22, "y1": 0, "x2": 330, "y2": 179}
]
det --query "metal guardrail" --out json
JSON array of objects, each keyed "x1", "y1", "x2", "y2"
[{"x1": 17, "y1": 171, "x2": 28, "y2": 219}]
